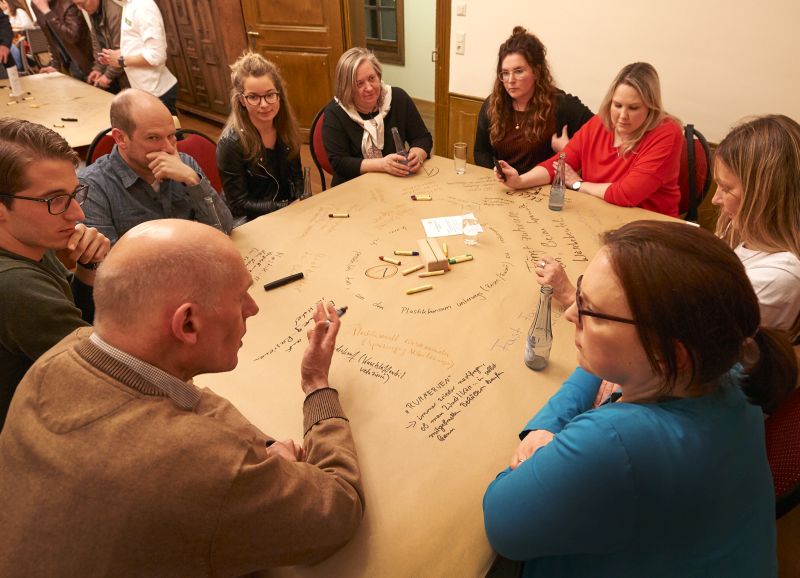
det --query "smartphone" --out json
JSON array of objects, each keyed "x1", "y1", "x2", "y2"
[{"x1": 493, "y1": 158, "x2": 506, "y2": 181}]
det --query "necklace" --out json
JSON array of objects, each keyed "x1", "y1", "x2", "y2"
[{"x1": 514, "y1": 109, "x2": 525, "y2": 130}]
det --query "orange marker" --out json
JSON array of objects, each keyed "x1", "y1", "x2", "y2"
[{"x1": 379, "y1": 256, "x2": 401, "y2": 265}]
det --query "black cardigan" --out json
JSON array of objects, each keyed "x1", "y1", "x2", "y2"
[{"x1": 322, "y1": 86, "x2": 433, "y2": 187}]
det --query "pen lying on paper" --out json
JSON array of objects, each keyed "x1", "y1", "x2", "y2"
[{"x1": 263, "y1": 272, "x2": 304, "y2": 291}]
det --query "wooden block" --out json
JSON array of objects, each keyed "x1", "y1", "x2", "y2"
[{"x1": 417, "y1": 238, "x2": 450, "y2": 272}]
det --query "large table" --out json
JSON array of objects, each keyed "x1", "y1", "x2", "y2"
[
  {"x1": 0, "y1": 71, "x2": 113, "y2": 148},
  {"x1": 195, "y1": 156, "x2": 674, "y2": 577}
]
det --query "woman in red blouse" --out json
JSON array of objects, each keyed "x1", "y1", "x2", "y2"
[{"x1": 498, "y1": 62, "x2": 683, "y2": 217}]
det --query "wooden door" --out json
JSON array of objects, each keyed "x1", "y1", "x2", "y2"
[{"x1": 240, "y1": 0, "x2": 345, "y2": 140}]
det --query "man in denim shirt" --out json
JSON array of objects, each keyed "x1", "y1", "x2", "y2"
[{"x1": 80, "y1": 89, "x2": 232, "y2": 244}]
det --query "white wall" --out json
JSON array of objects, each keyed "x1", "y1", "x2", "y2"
[
  {"x1": 449, "y1": 0, "x2": 800, "y2": 142},
  {"x1": 382, "y1": 0, "x2": 436, "y2": 102}
]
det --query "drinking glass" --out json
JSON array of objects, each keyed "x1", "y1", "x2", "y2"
[{"x1": 453, "y1": 142, "x2": 467, "y2": 175}]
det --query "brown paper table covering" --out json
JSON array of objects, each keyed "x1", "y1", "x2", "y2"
[
  {"x1": 0, "y1": 71, "x2": 114, "y2": 148},
  {"x1": 194, "y1": 155, "x2": 675, "y2": 577}
]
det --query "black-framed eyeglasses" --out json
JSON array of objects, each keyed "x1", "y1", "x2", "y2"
[
  {"x1": 0, "y1": 183, "x2": 89, "y2": 215},
  {"x1": 575, "y1": 275, "x2": 636, "y2": 325},
  {"x1": 241, "y1": 91, "x2": 280, "y2": 106}
]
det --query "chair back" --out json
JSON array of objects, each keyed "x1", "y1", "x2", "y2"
[
  {"x1": 21, "y1": 27, "x2": 51, "y2": 74},
  {"x1": 766, "y1": 386, "x2": 800, "y2": 518},
  {"x1": 85, "y1": 127, "x2": 115, "y2": 165},
  {"x1": 176, "y1": 129, "x2": 223, "y2": 194},
  {"x1": 310, "y1": 107, "x2": 332, "y2": 191},
  {"x1": 678, "y1": 124, "x2": 712, "y2": 221}
]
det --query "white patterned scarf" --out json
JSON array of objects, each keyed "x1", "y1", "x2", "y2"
[{"x1": 335, "y1": 84, "x2": 393, "y2": 159}]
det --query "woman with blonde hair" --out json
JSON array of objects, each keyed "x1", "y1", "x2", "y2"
[
  {"x1": 216, "y1": 51, "x2": 303, "y2": 222},
  {"x1": 322, "y1": 47, "x2": 432, "y2": 187},
  {"x1": 498, "y1": 62, "x2": 683, "y2": 217},
  {"x1": 712, "y1": 114, "x2": 800, "y2": 340},
  {"x1": 474, "y1": 27, "x2": 593, "y2": 174}
]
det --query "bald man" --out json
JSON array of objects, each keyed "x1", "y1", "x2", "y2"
[
  {"x1": 80, "y1": 89, "x2": 232, "y2": 244},
  {"x1": 0, "y1": 220, "x2": 364, "y2": 575}
]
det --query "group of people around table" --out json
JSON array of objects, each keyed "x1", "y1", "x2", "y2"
[
  {"x1": 0, "y1": 23, "x2": 798, "y2": 578},
  {"x1": 0, "y1": 0, "x2": 178, "y2": 112}
]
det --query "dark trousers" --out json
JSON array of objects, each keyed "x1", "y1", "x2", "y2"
[{"x1": 159, "y1": 82, "x2": 179, "y2": 115}]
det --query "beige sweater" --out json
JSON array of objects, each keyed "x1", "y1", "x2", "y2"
[{"x1": 0, "y1": 328, "x2": 364, "y2": 577}]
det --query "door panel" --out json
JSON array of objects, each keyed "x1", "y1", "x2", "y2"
[{"x1": 241, "y1": 0, "x2": 345, "y2": 140}]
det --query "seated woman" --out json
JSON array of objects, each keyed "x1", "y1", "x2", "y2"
[
  {"x1": 474, "y1": 27, "x2": 593, "y2": 175},
  {"x1": 499, "y1": 62, "x2": 683, "y2": 217},
  {"x1": 483, "y1": 220, "x2": 796, "y2": 576},
  {"x1": 713, "y1": 114, "x2": 800, "y2": 342},
  {"x1": 1, "y1": 0, "x2": 34, "y2": 73},
  {"x1": 322, "y1": 47, "x2": 433, "y2": 187},
  {"x1": 216, "y1": 52, "x2": 303, "y2": 223}
]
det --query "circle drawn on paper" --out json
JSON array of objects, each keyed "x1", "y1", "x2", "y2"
[{"x1": 365, "y1": 265, "x2": 399, "y2": 279}]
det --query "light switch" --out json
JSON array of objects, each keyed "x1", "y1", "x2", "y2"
[
  {"x1": 456, "y1": 3, "x2": 466, "y2": 16},
  {"x1": 456, "y1": 32, "x2": 465, "y2": 55}
]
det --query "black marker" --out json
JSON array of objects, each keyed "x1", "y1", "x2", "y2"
[
  {"x1": 263, "y1": 272, "x2": 304, "y2": 291},
  {"x1": 335, "y1": 305, "x2": 348, "y2": 318},
  {"x1": 60, "y1": 117, "x2": 78, "y2": 122}
]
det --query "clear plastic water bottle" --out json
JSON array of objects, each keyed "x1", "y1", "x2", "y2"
[
  {"x1": 524, "y1": 286, "x2": 553, "y2": 371},
  {"x1": 549, "y1": 153, "x2": 566, "y2": 211},
  {"x1": 300, "y1": 166, "x2": 312, "y2": 200},
  {"x1": 391, "y1": 126, "x2": 409, "y2": 173},
  {"x1": 203, "y1": 195, "x2": 224, "y2": 231}
]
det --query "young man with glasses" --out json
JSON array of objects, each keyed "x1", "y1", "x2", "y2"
[
  {"x1": 80, "y1": 88, "x2": 232, "y2": 244},
  {"x1": 0, "y1": 118, "x2": 110, "y2": 430}
]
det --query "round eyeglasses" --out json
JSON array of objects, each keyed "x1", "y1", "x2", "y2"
[
  {"x1": 241, "y1": 91, "x2": 280, "y2": 106},
  {"x1": 498, "y1": 67, "x2": 529, "y2": 83},
  {"x1": 0, "y1": 183, "x2": 89, "y2": 215},
  {"x1": 575, "y1": 275, "x2": 637, "y2": 325}
]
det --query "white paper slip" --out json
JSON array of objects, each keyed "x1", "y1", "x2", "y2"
[{"x1": 421, "y1": 214, "x2": 484, "y2": 238}]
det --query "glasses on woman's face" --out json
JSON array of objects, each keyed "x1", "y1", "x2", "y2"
[
  {"x1": 575, "y1": 275, "x2": 637, "y2": 325},
  {"x1": 0, "y1": 183, "x2": 89, "y2": 215},
  {"x1": 242, "y1": 91, "x2": 280, "y2": 106},
  {"x1": 498, "y1": 67, "x2": 529, "y2": 83}
]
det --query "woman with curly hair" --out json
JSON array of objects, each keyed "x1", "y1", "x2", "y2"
[
  {"x1": 474, "y1": 27, "x2": 593, "y2": 175},
  {"x1": 216, "y1": 52, "x2": 304, "y2": 222}
]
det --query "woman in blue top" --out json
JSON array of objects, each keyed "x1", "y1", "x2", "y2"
[{"x1": 483, "y1": 220, "x2": 797, "y2": 577}]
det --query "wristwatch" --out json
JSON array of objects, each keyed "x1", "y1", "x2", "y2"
[
  {"x1": 118, "y1": 55, "x2": 125, "y2": 68},
  {"x1": 571, "y1": 181, "x2": 582, "y2": 191}
]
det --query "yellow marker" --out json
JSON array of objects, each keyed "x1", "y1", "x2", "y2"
[
  {"x1": 328, "y1": 212, "x2": 349, "y2": 218},
  {"x1": 419, "y1": 270, "x2": 445, "y2": 278},
  {"x1": 442, "y1": 242, "x2": 449, "y2": 257},
  {"x1": 29, "y1": 104, "x2": 40, "y2": 108},
  {"x1": 410, "y1": 194, "x2": 432, "y2": 201},
  {"x1": 394, "y1": 250, "x2": 419, "y2": 256},
  {"x1": 448, "y1": 254, "x2": 473, "y2": 264},
  {"x1": 402, "y1": 264, "x2": 425, "y2": 276},
  {"x1": 6, "y1": 101, "x2": 17, "y2": 106},
  {"x1": 379, "y1": 256, "x2": 401, "y2": 265},
  {"x1": 406, "y1": 284, "x2": 433, "y2": 295},
  {"x1": 53, "y1": 124, "x2": 65, "y2": 128}
]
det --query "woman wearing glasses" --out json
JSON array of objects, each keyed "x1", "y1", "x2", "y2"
[
  {"x1": 483, "y1": 220, "x2": 795, "y2": 577},
  {"x1": 499, "y1": 62, "x2": 683, "y2": 217},
  {"x1": 474, "y1": 27, "x2": 593, "y2": 175},
  {"x1": 712, "y1": 115, "x2": 800, "y2": 342},
  {"x1": 322, "y1": 47, "x2": 433, "y2": 187},
  {"x1": 216, "y1": 52, "x2": 304, "y2": 223}
]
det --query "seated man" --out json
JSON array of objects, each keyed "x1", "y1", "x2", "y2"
[
  {"x1": 0, "y1": 118, "x2": 109, "y2": 430},
  {"x1": 80, "y1": 89, "x2": 232, "y2": 243},
  {"x1": 0, "y1": 219, "x2": 364, "y2": 574}
]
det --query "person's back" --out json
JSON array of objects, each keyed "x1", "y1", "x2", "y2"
[
  {"x1": 0, "y1": 219, "x2": 363, "y2": 575},
  {"x1": 0, "y1": 329, "x2": 361, "y2": 575}
]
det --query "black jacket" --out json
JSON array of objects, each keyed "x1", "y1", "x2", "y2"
[{"x1": 216, "y1": 130, "x2": 303, "y2": 222}]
